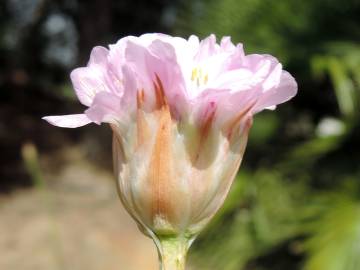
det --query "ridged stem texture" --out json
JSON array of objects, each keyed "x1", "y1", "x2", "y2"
[{"x1": 157, "y1": 235, "x2": 191, "y2": 270}]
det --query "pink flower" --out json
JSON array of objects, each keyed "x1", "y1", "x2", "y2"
[{"x1": 43, "y1": 33, "x2": 297, "y2": 238}]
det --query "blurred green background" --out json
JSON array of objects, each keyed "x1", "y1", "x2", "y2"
[{"x1": 1, "y1": 0, "x2": 360, "y2": 270}]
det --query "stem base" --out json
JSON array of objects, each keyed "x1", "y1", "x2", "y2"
[{"x1": 156, "y1": 235, "x2": 192, "y2": 270}]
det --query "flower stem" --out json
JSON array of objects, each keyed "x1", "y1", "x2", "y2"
[{"x1": 156, "y1": 235, "x2": 192, "y2": 270}]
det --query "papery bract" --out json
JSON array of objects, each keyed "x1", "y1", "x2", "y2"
[{"x1": 43, "y1": 33, "x2": 297, "y2": 270}]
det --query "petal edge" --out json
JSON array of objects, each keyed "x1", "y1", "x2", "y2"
[{"x1": 42, "y1": 114, "x2": 92, "y2": 128}]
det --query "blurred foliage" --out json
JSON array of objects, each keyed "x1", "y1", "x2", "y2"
[
  {"x1": 176, "y1": 0, "x2": 360, "y2": 270},
  {"x1": 1, "y1": 0, "x2": 360, "y2": 270},
  {"x1": 311, "y1": 42, "x2": 360, "y2": 118}
]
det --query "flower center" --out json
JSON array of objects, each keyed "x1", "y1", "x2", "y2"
[{"x1": 191, "y1": 67, "x2": 209, "y2": 87}]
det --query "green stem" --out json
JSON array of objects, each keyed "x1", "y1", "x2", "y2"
[{"x1": 156, "y1": 235, "x2": 192, "y2": 270}]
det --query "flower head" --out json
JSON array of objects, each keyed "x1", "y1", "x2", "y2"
[{"x1": 44, "y1": 33, "x2": 297, "y2": 237}]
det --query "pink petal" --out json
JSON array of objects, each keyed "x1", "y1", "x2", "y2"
[
  {"x1": 70, "y1": 66, "x2": 107, "y2": 106},
  {"x1": 220, "y1": 36, "x2": 235, "y2": 52},
  {"x1": 253, "y1": 71, "x2": 298, "y2": 113},
  {"x1": 139, "y1": 33, "x2": 172, "y2": 44},
  {"x1": 70, "y1": 46, "x2": 111, "y2": 107},
  {"x1": 226, "y1": 44, "x2": 245, "y2": 70},
  {"x1": 42, "y1": 114, "x2": 92, "y2": 128},
  {"x1": 243, "y1": 54, "x2": 278, "y2": 74},
  {"x1": 125, "y1": 40, "x2": 153, "y2": 90},
  {"x1": 194, "y1": 34, "x2": 219, "y2": 61},
  {"x1": 194, "y1": 86, "x2": 261, "y2": 129},
  {"x1": 193, "y1": 89, "x2": 223, "y2": 126},
  {"x1": 85, "y1": 92, "x2": 122, "y2": 124},
  {"x1": 108, "y1": 37, "x2": 135, "y2": 81},
  {"x1": 44, "y1": 34, "x2": 297, "y2": 131},
  {"x1": 212, "y1": 68, "x2": 254, "y2": 90},
  {"x1": 125, "y1": 39, "x2": 189, "y2": 117},
  {"x1": 120, "y1": 64, "x2": 138, "y2": 110},
  {"x1": 88, "y1": 46, "x2": 109, "y2": 65},
  {"x1": 262, "y1": 63, "x2": 283, "y2": 91},
  {"x1": 188, "y1": 35, "x2": 200, "y2": 49}
]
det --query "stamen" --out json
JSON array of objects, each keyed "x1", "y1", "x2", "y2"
[
  {"x1": 191, "y1": 67, "x2": 209, "y2": 87},
  {"x1": 191, "y1": 68, "x2": 197, "y2": 81},
  {"x1": 204, "y1": 74, "x2": 209, "y2": 84}
]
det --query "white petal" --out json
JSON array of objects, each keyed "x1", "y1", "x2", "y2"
[{"x1": 42, "y1": 114, "x2": 92, "y2": 128}]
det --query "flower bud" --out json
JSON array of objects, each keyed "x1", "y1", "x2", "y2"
[{"x1": 43, "y1": 33, "x2": 297, "y2": 268}]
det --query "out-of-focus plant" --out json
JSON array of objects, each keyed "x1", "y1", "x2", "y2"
[
  {"x1": 21, "y1": 142, "x2": 44, "y2": 188},
  {"x1": 303, "y1": 42, "x2": 360, "y2": 270},
  {"x1": 304, "y1": 196, "x2": 360, "y2": 270},
  {"x1": 311, "y1": 43, "x2": 360, "y2": 119}
]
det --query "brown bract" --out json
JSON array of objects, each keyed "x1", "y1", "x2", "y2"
[
  {"x1": 113, "y1": 75, "x2": 254, "y2": 233},
  {"x1": 138, "y1": 75, "x2": 174, "y2": 225}
]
